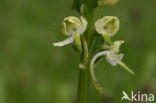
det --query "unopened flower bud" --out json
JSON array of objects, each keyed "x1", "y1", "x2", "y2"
[
  {"x1": 105, "y1": 0, "x2": 119, "y2": 6},
  {"x1": 98, "y1": 0, "x2": 119, "y2": 7}
]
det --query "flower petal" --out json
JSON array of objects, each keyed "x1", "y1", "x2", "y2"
[
  {"x1": 95, "y1": 16, "x2": 120, "y2": 37},
  {"x1": 53, "y1": 36, "x2": 74, "y2": 47},
  {"x1": 110, "y1": 40, "x2": 124, "y2": 53},
  {"x1": 61, "y1": 16, "x2": 87, "y2": 36},
  {"x1": 78, "y1": 16, "x2": 88, "y2": 34},
  {"x1": 106, "y1": 52, "x2": 124, "y2": 66}
]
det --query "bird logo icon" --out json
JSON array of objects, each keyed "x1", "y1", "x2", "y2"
[{"x1": 121, "y1": 91, "x2": 130, "y2": 101}]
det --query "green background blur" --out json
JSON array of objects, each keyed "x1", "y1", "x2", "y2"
[{"x1": 0, "y1": 0, "x2": 156, "y2": 103}]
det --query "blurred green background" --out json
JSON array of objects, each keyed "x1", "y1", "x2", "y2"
[{"x1": 0, "y1": 0, "x2": 156, "y2": 103}]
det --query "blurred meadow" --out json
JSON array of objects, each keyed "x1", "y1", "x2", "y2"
[{"x1": 0, "y1": 0, "x2": 156, "y2": 103}]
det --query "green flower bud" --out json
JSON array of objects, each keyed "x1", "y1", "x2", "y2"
[
  {"x1": 95, "y1": 16, "x2": 120, "y2": 37},
  {"x1": 98, "y1": 0, "x2": 119, "y2": 7},
  {"x1": 105, "y1": 0, "x2": 119, "y2": 6}
]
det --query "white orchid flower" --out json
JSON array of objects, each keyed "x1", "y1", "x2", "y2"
[
  {"x1": 106, "y1": 40, "x2": 124, "y2": 65},
  {"x1": 90, "y1": 40, "x2": 134, "y2": 94},
  {"x1": 95, "y1": 16, "x2": 119, "y2": 37},
  {"x1": 95, "y1": 16, "x2": 119, "y2": 44},
  {"x1": 53, "y1": 16, "x2": 87, "y2": 52}
]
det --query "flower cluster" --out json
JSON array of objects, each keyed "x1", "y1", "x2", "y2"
[
  {"x1": 90, "y1": 16, "x2": 134, "y2": 94},
  {"x1": 53, "y1": 15, "x2": 134, "y2": 94}
]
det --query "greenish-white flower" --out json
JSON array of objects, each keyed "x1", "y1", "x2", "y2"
[
  {"x1": 106, "y1": 40, "x2": 124, "y2": 65},
  {"x1": 53, "y1": 16, "x2": 87, "y2": 48},
  {"x1": 95, "y1": 16, "x2": 119, "y2": 37},
  {"x1": 90, "y1": 40, "x2": 134, "y2": 94},
  {"x1": 92, "y1": 40, "x2": 124, "y2": 66}
]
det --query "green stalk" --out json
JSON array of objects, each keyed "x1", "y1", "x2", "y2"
[
  {"x1": 77, "y1": 35, "x2": 90, "y2": 103},
  {"x1": 77, "y1": 7, "x2": 94, "y2": 103},
  {"x1": 77, "y1": 63, "x2": 90, "y2": 103}
]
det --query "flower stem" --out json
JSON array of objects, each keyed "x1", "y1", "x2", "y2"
[
  {"x1": 77, "y1": 36, "x2": 90, "y2": 103},
  {"x1": 77, "y1": 8, "x2": 94, "y2": 103},
  {"x1": 77, "y1": 63, "x2": 90, "y2": 103}
]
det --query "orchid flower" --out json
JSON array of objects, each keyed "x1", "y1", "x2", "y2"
[
  {"x1": 90, "y1": 40, "x2": 134, "y2": 94},
  {"x1": 53, "y1": 16, "x2": 87, "y2": 52},
  {"x1": 95, "y1": 16, "x2": 119, "y2": 44}
]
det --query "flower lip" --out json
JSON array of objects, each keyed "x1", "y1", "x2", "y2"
[
  {"x1": 106, "y1": 40, "x2": 124, "y2": 65},
  {"x1": 61, "y1": 16, "x2": 87, "y2": 36},
  {"x1": 95, "y1": 16, "x2": 120, "y2": 37},
  {"x1": 106, "y1": 51, "x2": 124, "y2": 66}
]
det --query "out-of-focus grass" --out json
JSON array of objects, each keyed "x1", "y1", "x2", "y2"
[{"x1": 0, "y1": 0, "x2": 156, "y2": 103}]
